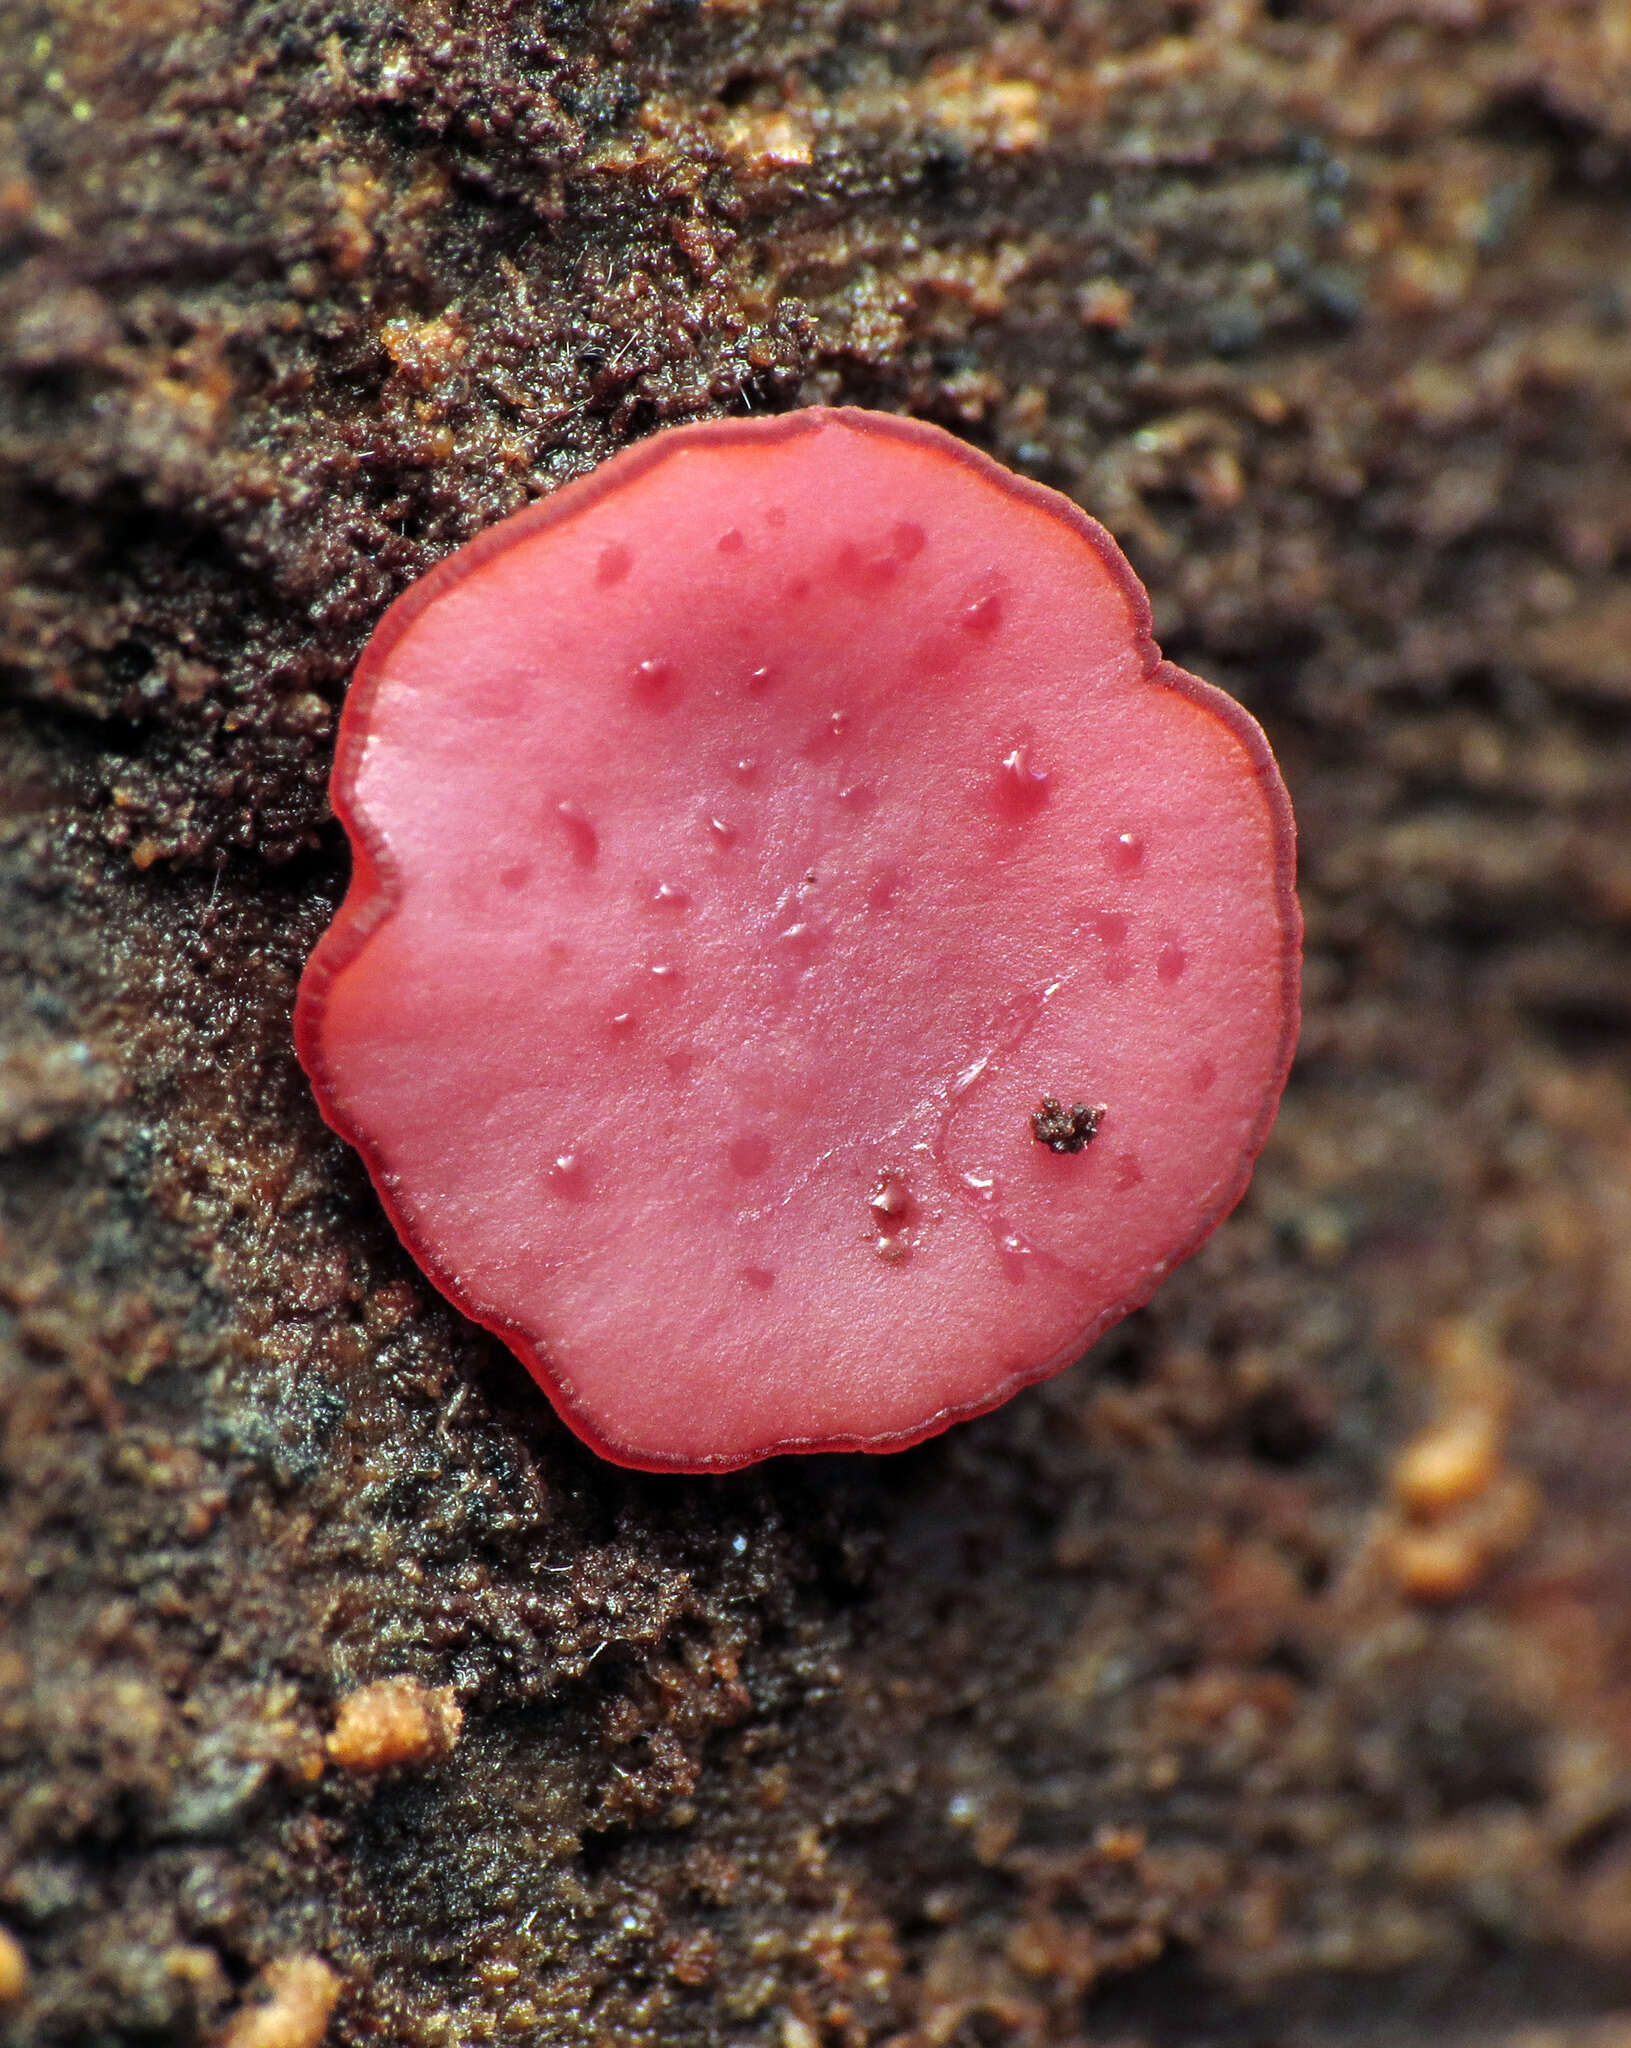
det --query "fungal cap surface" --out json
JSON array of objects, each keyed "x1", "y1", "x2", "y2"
[{"x1": 296, "y1": 408, "x2": 1300, "y2": 1471}]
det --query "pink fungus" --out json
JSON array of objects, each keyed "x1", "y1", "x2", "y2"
[{"x1": 297, "y1": 407, "x2": 1300, "y2": 1473}]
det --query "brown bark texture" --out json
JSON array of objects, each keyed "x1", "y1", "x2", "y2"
[{"x1": 3, "y1": 1, "x2": 1631, "y2": 2043}]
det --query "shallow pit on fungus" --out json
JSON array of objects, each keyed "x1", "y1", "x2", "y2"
[{"x1": 296, "y1": 407, "x2": 1299, "y2": 1471}]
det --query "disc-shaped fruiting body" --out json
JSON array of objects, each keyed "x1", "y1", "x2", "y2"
[{"x1": 296, "y1": 408, "x2": 1301, "y2": 1472}]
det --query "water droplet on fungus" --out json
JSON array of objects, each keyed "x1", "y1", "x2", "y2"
[
  {"x1": 548, "y1": 1152, "x2": 589, "y2": 1198},
  {"x1": 555, "y1": 802, "x2": 599, "y2": 868},
  {"x1": 998, "y1": 1229, "x2": 1032, "y2": 1282},
  {"x1": 994, "y1": 748, "x2": 1051, "y2": 819},
  {"x1": 836, "y1": 539, "x2": 899, "y2": 592},
  {"x1": 804, "y1": 711, "x2": 847, "y2": 754},
  {"x1": 633, "y1": 658, "x2": 675, "y2": 706},
  {"x1": 1103, "y1": 829, "x2": 1145, "y2": 874}
]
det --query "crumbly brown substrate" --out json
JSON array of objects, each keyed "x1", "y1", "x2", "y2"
[{"x1": 4, "y1": 2, "x2": 1631, "y2": 2043}]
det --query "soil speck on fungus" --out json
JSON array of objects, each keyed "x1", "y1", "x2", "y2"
[{"x1": 1031, "y1": 1094, "x2": 1106, "y2": 1153}]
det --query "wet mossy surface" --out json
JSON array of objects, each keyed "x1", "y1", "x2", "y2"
[{"x1": 4, "y1": 1, "x2": 1631, "y2": 2042}]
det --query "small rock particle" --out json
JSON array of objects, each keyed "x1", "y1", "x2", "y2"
[
  {"x1": 0, "y1": 1924, "x2": 27, "y2": 2004},
  {"x1": 1392, "y1": 1407, "x2": 1500, "y2": 1518},
  {"x1": 327, "y1": 1677, "x2": 462, "y2": 1774},
  {"x1": 220, "y1": 1957, "x2": 339, "y2": 2048}
]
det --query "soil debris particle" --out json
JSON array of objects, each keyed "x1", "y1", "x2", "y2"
[
  {"x1": 1030, "y1": 1094, "x2": 1107, "y2": 1154},
  {"x1": 1379, "y1": 1316, "x2": 1541, "y2": 1604},
  {"x1": 0, "y1": 1924, "x2": 27, "y2": 2005},
  {"x1": 220, "y1": 1958, "x2": 341, "y2": 2048},
  {"x1": 326, "y1": 1678, "x2": 463, "y2": 1775}
]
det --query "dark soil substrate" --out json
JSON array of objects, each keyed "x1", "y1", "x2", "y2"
[{"x1": 4, "y1": 2, "x2": 1631, "y2": 2042}]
